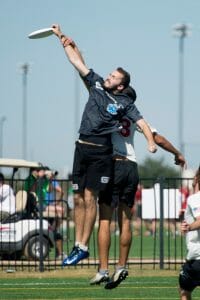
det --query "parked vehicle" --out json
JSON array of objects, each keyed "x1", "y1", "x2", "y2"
[{"x1": 0, "y1": 159, "x2": 54, "y2": 260}]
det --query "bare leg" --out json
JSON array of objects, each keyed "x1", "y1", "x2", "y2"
[
  {"x1": 63, "y1": 191, "x2": 96, "y2": 266},
  {"x1": 74, "y1": 193, "x2": 85, "y2": 243},
  {"x1": 118, "y1": 203, "x2": 132, "y2": 267},
  {"x1": 103, "y1": 203, "x2": 131, "y2": 289},
  {"x1": 81, "y1": 188, "x2": 97, "y2": 246},
  {"x1": 56, "y1": 239, "x2": 62, "y2": 256},
  {"x1": 179, "y1": 288, "x2": 192, "y2": 300},
  {"x1": 98, "y1": 203, "x2": 113, "y2": 270}
]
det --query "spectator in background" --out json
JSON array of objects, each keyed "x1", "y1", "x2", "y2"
[
  {"x1": 179, "y1": 167, "x2": 200, "y2": 300},
  {"x1": 24, "y1": 167, "x2": 38, "y2": 194},
  {"x1": 24, "y1": 166, "x2": 49, "y2": 199},
  {"x1": 132, "y1": 184, "x2": 157, "y2": 237},
  {"x1": 24, "y1": 166, "x2": 49, "y2": 217},
  {"x1": 66, "y1": 180, "x2": 75, "y2": 221},
  {"x1": 179, "y1": 169, "x2": 196, "y2": 220},
  {"x1": 25, "y1": 167, "x2": 66, "y2": 259},
  {"x1": 44, "y1": 169, "x2": 66, "y2": 260},
  {"x1": 44, "y1": 169, "x2": 64, "y2": 217},
  {"x1": 0, "y1": 173, "x2": 16, "y2": 222}
]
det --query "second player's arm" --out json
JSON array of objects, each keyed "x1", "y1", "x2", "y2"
[{"x1": 153, "y1": 133, "x2": 186, "y2": 167}]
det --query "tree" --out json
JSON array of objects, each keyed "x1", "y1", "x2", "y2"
[{"x1": 138, "y1": 157, "x2": 180, "y2": 188}]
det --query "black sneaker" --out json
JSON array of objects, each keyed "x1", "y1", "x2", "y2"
[{"x1": 104, "y1": 269, "x2": 128, "y2": 289}]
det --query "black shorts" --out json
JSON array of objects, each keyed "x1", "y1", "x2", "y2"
[
  {"x1": 179, "y1": 260, "x2": 200, "y2": 292},
  {"x1": 72, "y1": 141, "x2": 113, "y2": 194},
  {"x1": 99, "y1": 160, "x2": 139, "y2": 208}
]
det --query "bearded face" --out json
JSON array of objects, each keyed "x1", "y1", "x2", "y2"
[{"x1": 103, "y1": 70, "x2": 124, "y2": 93}]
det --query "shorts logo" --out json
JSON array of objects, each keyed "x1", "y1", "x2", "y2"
[
  {"x1": 72, "y1": 184, "x2": 79, "y2": 191},
  {"x1": 101, "y1": 176, "x2": 110, "y2": 184}
]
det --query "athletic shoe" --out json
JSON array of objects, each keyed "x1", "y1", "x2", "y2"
[
  {"x1": 62, "y1": 246, "x2": 77, "y2": 263},
  {"x1": 62, "y1": 246, "x2": 89, "y2": 266},
  {"x1": 104, "y1": 269, "x2": 128, "y2": 289},
  {"x1": 90, "y1": 272, "x2": 109, "y2": 285}
]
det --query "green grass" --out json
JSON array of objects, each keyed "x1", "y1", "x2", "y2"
[
  {"x1": 0, "y1": 271, "x2": 200, "y2": 299},
  {"x1": 62, "y1": 226, "x2": 186, "y2": 261}
]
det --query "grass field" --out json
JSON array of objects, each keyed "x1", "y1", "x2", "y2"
[
  {"x1": 0, "y1": 269, "x2": 200, "y2": 299},
  {"x1": 64, "y1": 226, "x2": 186, "y2": 261}
]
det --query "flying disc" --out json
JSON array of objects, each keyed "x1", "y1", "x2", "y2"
[{"x1": 28, "y1": 27, "x2": 54, "y2": 39}]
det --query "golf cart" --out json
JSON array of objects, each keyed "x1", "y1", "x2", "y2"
[{"x1": 0, "y1": 158, "x2": 54, "y2": 260}]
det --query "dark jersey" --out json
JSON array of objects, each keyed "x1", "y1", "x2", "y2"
[{"x1": 79, "y1": 70, "x2": 143, "y2": 136}]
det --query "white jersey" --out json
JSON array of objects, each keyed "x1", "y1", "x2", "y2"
[
  {"x1": 112, "y1": 118, "x2": 157, "y2": 162},
  {"x1": 184, "y1": 191, "x2": 200, "y2": 260},
  {"x1": 0, "y1": 184, "x2": 16, "y2": 214}
]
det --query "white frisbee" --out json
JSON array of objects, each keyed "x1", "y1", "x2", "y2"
[{"x1": 28, "y1": 27, "x2": 54, "y2": 39}]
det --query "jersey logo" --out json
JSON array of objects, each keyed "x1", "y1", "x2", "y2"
[
  {"x1": 107, "y1": 103, "x2": 124, "y2": 115},
  {"x1": 107, "y1": 103, "x2": 118, "y2": 115}
]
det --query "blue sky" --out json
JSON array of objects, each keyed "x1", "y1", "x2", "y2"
[{"x1": 0, "y1": 0, "x2": 199, "y2": 176}]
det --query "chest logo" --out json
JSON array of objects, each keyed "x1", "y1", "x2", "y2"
[{"x1": 107, "y1": 103, "x2": 119, "y2": 115}]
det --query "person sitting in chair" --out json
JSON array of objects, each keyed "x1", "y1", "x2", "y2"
[{"x1": 0, "y1": 173, "x2": 16, "y2": 222}]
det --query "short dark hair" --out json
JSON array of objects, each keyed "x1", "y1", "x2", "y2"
[
  {"x1": 117, "y1": 67, "x2": 130, "y2": 89},
  {"x1": 0, "y1": 173, "x2": 5, "y2": 183}
]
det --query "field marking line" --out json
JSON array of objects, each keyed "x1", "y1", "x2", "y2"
[{"x1": 0, "y1": 286, "x2": 178, "y2": 290}]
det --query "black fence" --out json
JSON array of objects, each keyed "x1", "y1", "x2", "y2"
[{"x1": 0, "y1": 177, "x2": 193, "y2": 272}]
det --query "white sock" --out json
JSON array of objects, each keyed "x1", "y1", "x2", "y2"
[
  {"x1": 78, "y1": 243, "x2": 88, "y2": 251},
  {"x1": 116, "y1": 265, "x2": 125, "y2": 271},
  {"x1": 99, "y1": 269, "x2": 109, "y2": 275}
]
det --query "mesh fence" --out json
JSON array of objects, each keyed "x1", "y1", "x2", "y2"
[{"x1": 0, "y1": 177, "x2": 193, "y2": 272}]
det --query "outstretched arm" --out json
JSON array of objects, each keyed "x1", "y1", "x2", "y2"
[
  {"x1": 136, "y1": 119, "x2": 157, "y2": 153},
  {"x1": 51, "y1": 24, "x2": 89, "y2": 76},
  {"x1": 56, "y1": 34, "x2": 90, "y2": 91},
  {"x1": 153, "y1": 133, "x2": 186, "y2": 167}
]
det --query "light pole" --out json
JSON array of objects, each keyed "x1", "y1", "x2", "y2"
[
  {"x1": 21, "y1": 63, "x2": 29, "y2": 159},
  {"x1": 172, "y1": 23, "x2": 191, "y2": 156},
  {"x1": 0, "y1": 116, "x2": 6, "y2": 158}
]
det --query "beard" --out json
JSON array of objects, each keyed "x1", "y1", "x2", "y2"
[{"x1": 103, "y1": 81, "x2": 120, "y2": 93}]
